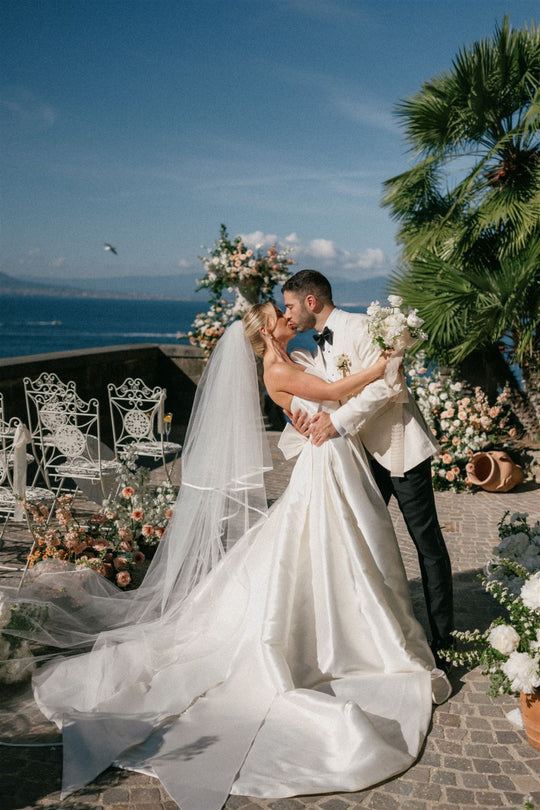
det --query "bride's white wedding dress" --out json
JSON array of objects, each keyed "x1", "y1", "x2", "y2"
[{"x1": 31, "y1": 355, "x2": 450, "y2": 810}]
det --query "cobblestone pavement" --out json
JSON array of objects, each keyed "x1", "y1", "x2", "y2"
[{"x1": 1, "y1": 434, "x2": 539, "y2": 810}]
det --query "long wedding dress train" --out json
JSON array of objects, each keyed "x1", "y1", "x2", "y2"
[{"x1": 32, "y1": 382, "x2": 450, "y2": 810}]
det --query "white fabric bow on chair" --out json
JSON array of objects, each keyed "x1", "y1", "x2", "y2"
[{"x1": 12, "y1": 423, "x2": 31, "y2": 520}]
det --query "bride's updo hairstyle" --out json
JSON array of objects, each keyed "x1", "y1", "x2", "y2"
[{"x1": 243, "y1": 302, "x2": 278, "y2": 357}]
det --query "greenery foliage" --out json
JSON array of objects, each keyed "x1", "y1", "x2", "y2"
[{"x1": 383, "y1": 17, "x2": 540, "y2": 435}]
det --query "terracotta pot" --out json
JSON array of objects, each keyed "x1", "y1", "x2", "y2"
[
  {"x1": 466, "y1": 451, "x2": 524, "y2": 492},
  {"x1": 520, "y1": 690, "x2": 540, "y2": 750}
]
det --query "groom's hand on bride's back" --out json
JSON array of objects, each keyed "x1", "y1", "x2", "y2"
[{"x1": 284, "y1": 407, "x2": 311, "y2": 436}]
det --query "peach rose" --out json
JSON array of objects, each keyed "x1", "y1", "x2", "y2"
[{"x1": 116, "y1": 570, "x2": 131, "y2": 588}]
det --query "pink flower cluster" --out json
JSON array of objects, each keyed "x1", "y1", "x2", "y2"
[
  {"x1": 26, "y1": 494, "x2": 147, "y2": 589},
  {"x1": 407, "y1": 356, "x2": 520, "y2": 492}
]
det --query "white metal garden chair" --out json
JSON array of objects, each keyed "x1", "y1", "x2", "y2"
[
  {"x1": 107, "y1": 377, "x2": 181, "y2": 481},
  {"x1": 37, "y1": 393, "x2": 122, "y2": 505},
  {"x1": 23, "y1": 372, "x2": 80, "y2": 488}
]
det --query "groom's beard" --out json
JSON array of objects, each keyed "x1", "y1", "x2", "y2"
[{"x1": 287, "y1": 312, "x2": 317, "y2": 332}]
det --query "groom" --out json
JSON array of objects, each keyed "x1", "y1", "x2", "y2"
[{"x1": 281, "y1": 269, "x2": 454, "y2": 667}]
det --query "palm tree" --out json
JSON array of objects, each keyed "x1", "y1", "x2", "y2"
[
  {"x1": 382, "y1": 16, "x2": 540, "y2": 436},
  {"x1": 390, "y1": 240, "x2": 540, "y2": 436},
  {"x1": 384, "y1": 16, "x2": 540, "y2": 264}
]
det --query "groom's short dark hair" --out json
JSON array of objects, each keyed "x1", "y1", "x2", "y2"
[{"x1": 282, "y1": 269, "x2": 334, "y2": 305}]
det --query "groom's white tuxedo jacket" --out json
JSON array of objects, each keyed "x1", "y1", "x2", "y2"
[{"x1": 311, "y1": 308, "x2": 439, "y2": 474}]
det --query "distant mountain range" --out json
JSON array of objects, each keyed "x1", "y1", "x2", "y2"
[{"x1": 0, "y1": 270, "x2": 390, "y2": 307}]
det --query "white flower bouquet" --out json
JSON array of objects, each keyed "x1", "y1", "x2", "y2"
[
  {"x1": 444, "y1": 512, "x2": 540, "y2": 696},
  {"x1": 367, "y1": 295, "x2": 427, "y2": 352}
]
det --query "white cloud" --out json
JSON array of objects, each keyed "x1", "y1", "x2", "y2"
[
  {"x1": 335, "y1": 100, "x2": 397, "y2": 134},
  {"x1": 309, "y1": 238, "x2": 336, "y2": 259},
  {"x1": 238, "y1": 230, "x2": 389, "y2": 279},
  {"x1": 239, "y1": 230, "x2": 278, "y2": 249},
  {"x1": 0, "y1": 86, "x2": 56, "y2": 129},
  {"x1": 280, "y1": 0, "x2": 368, "y2": 22}
]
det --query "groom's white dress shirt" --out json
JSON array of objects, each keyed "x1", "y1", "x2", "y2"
[{"x1": 312, "y1": 308, "x2": 439, "y2": 474}]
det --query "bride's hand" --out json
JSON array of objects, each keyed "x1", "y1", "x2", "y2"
[{"x1": 372, "y1": 350, "x2": 392, "y2": 379}]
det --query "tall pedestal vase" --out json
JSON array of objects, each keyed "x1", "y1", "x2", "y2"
[{"x1": 520, "y1": 690, "x2": 540, "y2": 750}]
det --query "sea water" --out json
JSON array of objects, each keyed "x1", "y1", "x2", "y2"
[{"x1": 0, "y1": 295, "x2": 334, "y2": 359}]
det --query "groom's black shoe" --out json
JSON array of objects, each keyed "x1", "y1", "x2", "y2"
[{"x1": 430, "y1": 636, "x2": 454, "y2": 675}]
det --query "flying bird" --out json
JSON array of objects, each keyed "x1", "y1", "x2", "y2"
[{"x1": 104, "y1": 243, "x2": 118, "y2": 255}]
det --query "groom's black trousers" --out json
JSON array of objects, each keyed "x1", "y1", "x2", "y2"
[{"x1": 369, "y1": 456, "x2": 454, "y2": 649}]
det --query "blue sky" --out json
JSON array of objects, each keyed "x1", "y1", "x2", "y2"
[{"x1": 1, "y1": 0, "x2": 538, "y2": 287}]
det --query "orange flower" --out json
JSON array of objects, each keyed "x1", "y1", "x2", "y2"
[
  {"x1": 122, "y1": 487, "x2": 135, "y2": 499},
  {"x1": 132, "y1": 508, "x2": 144, "y2": 520}
]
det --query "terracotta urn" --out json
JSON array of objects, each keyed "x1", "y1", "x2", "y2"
[
  {"x1": 520, "y1": 690, "x2": 540, "y2": 750},
  {"x1": 466, "y1": 451, "x2": 524, "y2": 492}
]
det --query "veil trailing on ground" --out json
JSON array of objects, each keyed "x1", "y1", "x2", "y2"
[{"x1": 1, "y1": 320, "x2": 272, "y2": 659}]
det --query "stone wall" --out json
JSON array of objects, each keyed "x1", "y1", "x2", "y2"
[{"x1": 0, "y1": 343, "x2": 206, "y2": 447}]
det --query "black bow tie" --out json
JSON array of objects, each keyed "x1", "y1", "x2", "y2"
[{"x1": 313, "y1": 326, "x2": 333, "y2": 348}]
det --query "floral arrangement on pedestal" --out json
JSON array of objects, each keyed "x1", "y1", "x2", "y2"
[
  {"x1": 187, "y1": 224, "x2": 294, "y2": 355},
  {"x1": 406, "y1": 353, "x2": 520, "y2": 491},
  {"x1": 444, "y1": 511, "x2": 540, "y2": 748},
  {"x1": 26, "y1": 448, "x2": 177, "y2": 589},
  {"x1": 0, "y1": 593, "x2": 48, "y2": 684}
]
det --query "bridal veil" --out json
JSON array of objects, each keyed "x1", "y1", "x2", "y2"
[{"x1": 2, "y1": 320, "x2": 272, "y2": 656}]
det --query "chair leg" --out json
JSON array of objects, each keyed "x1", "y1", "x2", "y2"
[
  {"x1": 0, "y1": 514, "x2": 9, "y2": 551},
  {"x1": 17, "y1": 507, "x2": 37, "y2": 593}
]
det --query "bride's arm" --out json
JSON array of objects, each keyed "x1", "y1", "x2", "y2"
[{"x1": 266, "y1": 354, "x2": 389, "y2": 406}]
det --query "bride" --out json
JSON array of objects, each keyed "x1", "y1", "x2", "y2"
[{"x1": 12, "y1": 304, "x2": 450, "y2": 810}]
